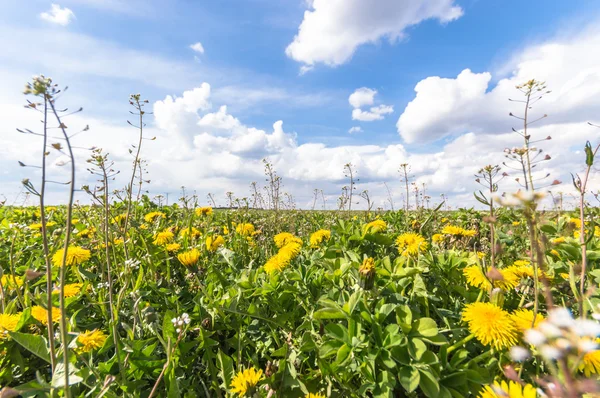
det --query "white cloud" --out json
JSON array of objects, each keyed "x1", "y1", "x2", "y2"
[
  {"x1": 40, "y1": 4, "x2": 75, "y2": 26},
  {"x1": 349, "y1": 87, "x2": 376, "y2": 108},
  {"x1": 348, "y1": 126, "x2": 362, "y2": 134},
  {"x1": 286, "y1": 0, "x2": 462, "y2": 67},
  {"x1": 190, "y1": 42, "x2": 205, "y2": 54},
  {"x1": 349, "y1": 87, "x2": 393, "y2": 121},
  {"x1": 352, "y1": 105, "x2": 394, "y2": 121},
  {"x1": 397, "y1": 27, "x2": 600, "y2": 143}
]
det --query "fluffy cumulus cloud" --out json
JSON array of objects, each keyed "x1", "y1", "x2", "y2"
[
  {"x1": 40, "y1": 4, "x2": 76, "y2": 26},
  {"x1": 190, "y1": 42, "x2": 205, "y2": 54},
  {"x1": 348, "y1": 126, "x2": 362, "y2": 134},
  {"x1": 349, "y1": 87, "x2": 393, "y2": 121},
  {"x1": 286, "y1": 0, "x2": 463, "y2": 67},
  {"x1": 397, "y1": 27, "x2": 600, "y2": 143}
]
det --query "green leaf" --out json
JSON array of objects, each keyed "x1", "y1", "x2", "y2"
[
  {"x1": 343, "y1": 290, "x2": 362, "y2": 315},
  {"x1": 419, "y1": 369, "x2": 440, "y2": 397},
  {"x1": 9, "y1": 332, "x2": 51, "y2": 363},
  {"x1": 540, "y1": 224, "x2": 557, "y2": 234},
  {"x1": 335, "y1": 344, "x2": 351, "y2": 365},
  {"x1": 217, "y1": 350, "x2": 234, "y2": 389},
  {"x1": 399, "y1": 366, "x2": 420, "y2": 393},
  {"x1": 51, "y1": 362, "x2": 83, "y2": 388},
  {"x1": 325, "y1": 323, "x2": 350, "y2": 344},
  {"x1": 408, "y1": 337, "x2": 427, "y2": 360},
  {"x1": 413, "y1": 318, "x2": 438, "y2": 337}
]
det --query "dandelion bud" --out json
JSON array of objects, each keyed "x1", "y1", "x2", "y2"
[{"x1": 358, "y1": 257, "x2": 376, "y2": 290}]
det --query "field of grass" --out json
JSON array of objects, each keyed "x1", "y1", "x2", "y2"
[{"x1": 1, "y1": 202, "x2": 599, "y2": 397}]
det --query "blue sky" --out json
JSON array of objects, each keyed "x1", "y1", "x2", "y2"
[{"x1": 1, "y1": 0, "x2": 600, "y2": 208}]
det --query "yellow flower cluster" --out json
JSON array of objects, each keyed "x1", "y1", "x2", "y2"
[
  {"x1": 463, "y1": 266, "x2": 519, "y2": 291},
  {"x1": 166, "y1": 243, "x2": 181, "y2": 253},
  {"x1": 363, "y1": 219, "x2": 387, "y2": 234},
  {"x1": 1, "y1": 275, "x2": 23, "y2": 290},
  {"x1": 580, "y1": 339, "x2": 600, "y2": 377},
  {"x1": 264, "y1": 234, "x2": 302, "y2": 274},
  {"x1": 178, "y1": 248, "x2": 201, "y2": 266},
  {"x1": 395, "y1": 232, "x2": 428, "y2": 257},
  {"x1": 180, "y1": 227, "x2": 202, "y2": 239},
  {"x1": 359, "y1": 257, "x2": 375, "y2": 276},
  {"x1": 230, "y1": 367, "x2": 263, "y2": 397},
  {"x1": 206, "y1": 235, "x2": 225, "y2": 252},
  {"x1": 236, "y1": 223, "x2": 255, "y2": 237},
  {"x1": 52, "y1": 246, "x2": 91, "y2": 267},
  {"x1": 441, "y1": 225, "x2": 477, "y2": 237},
  {"x1": 462, "y1": 302, "x2": 517, "y2": 350},
  {"x1": 153, "y1": 230, "x2": 174, "y2": 246},
  {"x1": 144, "y1": 211, "x2": 165, "y2": 223},
  {"x1": 510, "y1": 309, "x2": 544, "y2": 333},
  {"x1": 29, "y1": 222, "x2": 57, "y2": 230},
  {"x1": 31, "y1": 306, "x2": 61, "y2": 325},
  {"x1": 195, "y1": 206, "x2": 213, "y2": 216},
  {"x1": 273, "y1": 232, "x2": 297, "y2": 248},
  {"x1": 52, "y1": 283, "x2": 84, "y2": 298},
  {"x1": 309, "y1": 229, "x2": 331, "y2": 248},
  {"x1": 77, "y1": 227, "x2": 96, "y2": 239},
  {"x1": 76, "y1": 329, "x2": 108, "y2": 353},
  {"x1": 0, "y1": 313, "x2": 21, "y2": 340},
  {"x1": 478, "y1": 380, "x2": 537, "y2": 398}
]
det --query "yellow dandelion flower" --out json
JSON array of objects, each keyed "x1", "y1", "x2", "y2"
[
  {"x1": 1, "y1": 275, "x2": 23, "y2": 290},
  {"x1": 112, "y1": 213, "x2": 127, "y2": 225},
  {"x1": 264, "y1": 241, "x2": 302, "y2": 274},
  {"x1": 310, "y1": 229, "x2": 331, "y2": 248},
  {"x1": 274, "y1": 232, "x2": 296, "y2": 248},
  {"x1": 144, "y1": 211, "x2": 165, "y2": 223},
  {"x1": 206, "y1": 235, "x2": 225, "y2": 252},
  {"x1": 52, "y1": 283, "x2": 83, "y2": 298},
  {"x1": 552, "y1": 237, "x2": 566, "y2": 245},
  {"x1": 559, "y1": 273, "x2": 570, "y2": 280},
  {"x1": 77, "y1": 227, "x2": 96, "y2": 239},
  {"x1": 395, "y1": 232, "x2": 428, "y2": 256},
  {"x1": 180, "y1": 227, "x2": 202, "y2": 239},
  {"x1": 550, "y1": 249, "x2": 560, "y2": 257},
  {"x1": 462, "y1": 302, "x2": 518, "y2": 350},
  {"x1": 441, "y1": 217, "x2": 449, "y2": 223},
  {"x1": 579, "y1": 340, "x2": 600, "y2": 377},
  {"x1": 479, "y1": 380, "x2": 538, "y2": 398},
  {"x1": 31, "y1": 306, "x2": 61, "y2": 325},
  {"x1": 442, "y1": 225, "x2": 476, "y2": 237},
  {"x1": 113, "y1": 237, "x2": 124, "y2": 245},
  {"x1": 140, "y1": 223, "x2": 149, "y2": 230},
  {"x1": 463, "y1": 266, "x2": 519, "y2": 291},
  {"x1": 511, "y1": 309, "x2": 544, "y2": 333},
  {"x1": 166, "y1": 243, "x2": 181, "y2": 253},
  {"x1": 512, "y1": 221, "x2": 521, "y2": 227},
  {"x1": 306, "y1": 394, "x2": 326, "y2": 398},
  {"x1": 153, "y1": 230, "x2": 174, "y2": 246},
  {"x1": 236, "y1": 223, "x2": 255, "y2": 237},
  {"x1": 52, "y1": 246, "x2": 91, "y2": 267},
  {"x1": 76, "y1": 329, "x2": 108, "y2": 353},
  {"x1": 178, "y1": 249, "x2": 201, "y2": 266},
  {"x1": 195, "y1": 206, "x2": 213, "y2": 216},
  {"x1": 432, "y1": 233, "x2": 444, "y2": 243},
  {"x1": 230, "y1": 367, "x2": 263, "y2": 397},
  {"x1": 223, "y1": 226, "x2": 229, "y2": 234},
  {"x1": 29, "y1": 223, "x2": 43, "y2": 230},
  {"x1": 569, "y1": 217, "x2": 582, "y2": 229},
  {"x1": 0, "y1": 313, "x2": 21, "y2": 340},
  {"x1": 359, "y1": 257, "x2": 375, "y2": 276},
  {"x1": 363, "y1": 219, "x2": 387, "y2": 234}
]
